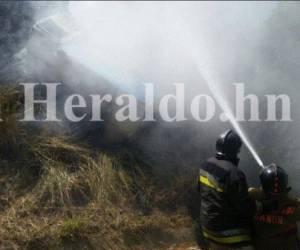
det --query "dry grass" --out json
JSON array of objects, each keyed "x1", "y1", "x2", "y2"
[
  {"x1": 0, "y1": 84, "x2": 196, "y2": 250},
  {"x1": 0, "y1": 85, "x2": 27, "y2": 159},
  {"x1": 79, "y1": 155, "x2": 134, "y2": 205}
]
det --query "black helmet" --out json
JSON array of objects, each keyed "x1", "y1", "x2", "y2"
[
  {"x1": 260, "y1": 164, "x2": 288, "y2": 195},
  {"x1": 216, "y1": 130, "x2": 242, "y2": 158}
]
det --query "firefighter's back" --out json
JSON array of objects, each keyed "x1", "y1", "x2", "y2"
[
  {"x1": 198, "y1": 130, "x2": 255, "y2": 249},
  {"x1": 199, "y1": 156, "x2": 254, "y2": 247},
  {"x1": 200, "y1": 157, "x2": 242, "y2": 231}
]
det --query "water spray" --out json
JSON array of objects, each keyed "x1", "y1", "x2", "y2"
[
  {"x1": 174, "y1": 15, "x2": 265, "y2": 168},
  {"x1": 69, "y1": 2, "x2": 265, "y2": 168},
  {"x1": 193, "y1": 56, "x2": 265, "y2": 168},
  {"x1": 199, "y1": 71, "x2": 265, "y2": 169}
]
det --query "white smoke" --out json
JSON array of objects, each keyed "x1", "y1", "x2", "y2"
[
  {"x1": 63, "y1": 2, "x2": 275, "y2": 167},
  {"x1": 27, "y1": 2, "x2": 300, "y2": 190},
  {"x1": 64, "y1": 2, "x2": 275, "y2": 96}
]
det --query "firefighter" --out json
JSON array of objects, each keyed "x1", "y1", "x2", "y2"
[
  {"x1": 199, "y1": 130, "x2": 256, "y2": 250},
  {"x1": 249, "y1": 164, "x2": 300, "y2": 250}
]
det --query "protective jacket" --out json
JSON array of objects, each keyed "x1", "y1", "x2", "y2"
[
  {"x1": 249, "y1": 187, "x2": 300, "y2": 250},
  {"x1": 199, "y1": 155, "x2": 256, "y2": 246}
]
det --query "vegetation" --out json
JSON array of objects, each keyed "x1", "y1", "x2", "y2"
[{"x1": 0, "y1": 85, "x2": 197, "y2": 250}]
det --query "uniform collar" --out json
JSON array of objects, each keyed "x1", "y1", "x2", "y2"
[{"x1": 215, "y1": 153, "x2": 240, "y2": 166}]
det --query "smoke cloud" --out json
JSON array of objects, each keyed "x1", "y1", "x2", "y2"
[{"x1": 2, "y1": 2, "x2": 300, "y2": 191}]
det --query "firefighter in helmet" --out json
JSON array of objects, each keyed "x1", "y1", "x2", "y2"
[
  {"x1": 198, "y1": 130, "x2": 256, "y2": 250},
  {"x1": 249, "y1": 164, "x2": 300, "y2": 250}
]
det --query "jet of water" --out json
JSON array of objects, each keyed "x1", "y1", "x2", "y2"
[
  {"x1": 198, "y1": 61, "x2": 264, "y2": 168},
  {"x1": 200, "y1": 70, "x2": 265, "y2": 169},
  {"x1": 174, "y1": 14, "x2": 265, "y2": 168}
]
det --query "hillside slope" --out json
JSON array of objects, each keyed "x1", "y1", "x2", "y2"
[{"x1": 0, "y1": 85, "x2": 200, "y2": 250}]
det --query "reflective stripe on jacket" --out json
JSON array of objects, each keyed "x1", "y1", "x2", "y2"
[
  {"x1": 249, "y1": 188, "x2": 300, "y2": 250},
  {"x1": 199, "y1": 168, "x2": 224, "y2": 193},
  {"x1": 199, "y1": 156, "x2": 255, "y2": 245},
  {"x1": 202, "y1": 227, "x2": 251, "y2": 244}
]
